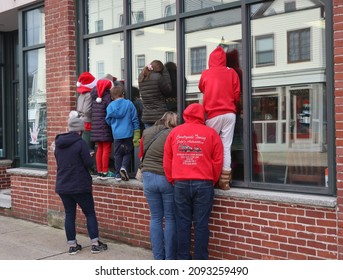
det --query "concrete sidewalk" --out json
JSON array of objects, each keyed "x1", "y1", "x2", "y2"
[{"x1": 0, "y1": 215, "x2": 153, "y2": 260}]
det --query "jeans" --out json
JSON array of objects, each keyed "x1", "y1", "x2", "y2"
[
  {"x1": 59, "y1": 192, "x2": 99, "y2": 244},
  {"x1": 113, "y1": 138, "x2": 133, "y2": 172},
  {"x1": 143, "y1": 171, "x2": 176, "y2": 260},
  {"x1": 173, "y1": 180, "x2": 214, "y2": 260}
]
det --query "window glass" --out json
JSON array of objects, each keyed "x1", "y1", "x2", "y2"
[
  {"x1": 26, "y1": 48, "x2": 47, "y2": 164},
  {"x1": 130, "y1": 0, "x2": 176, "y2": 23},
  {"x1": 87, "y1": 0, "x2": 123, "y2": 34},
  {"x1": 255, "y1": 35, "x2": 274, "y2": 66},
  {"x1": 184, "y1": 0, "x2": 238, "y2": 12},
  {"x1": 24, "y1": 7, "x2": 45, "y2": 46},
  {"x1": 87, "y1": 33, "x2": 124, "y2": 80},
  {"x1": 131, "y1": 23, "x2": 176, "y2": 87},
  {"x1": 184, "y1": 8, "x2": 243, "y2": 181},
  {"x1": 250, "y1": 1, "x2": 327, "y2": 188}
]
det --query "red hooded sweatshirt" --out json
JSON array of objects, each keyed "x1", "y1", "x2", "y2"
[
  {"x1": 198, "y1": 46, "x2": 240, "y2": 120},
  {"x1": 163, "y1": 103, "x2": 223, "y2": 185}
]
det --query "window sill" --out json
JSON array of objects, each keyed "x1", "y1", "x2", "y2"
[
  {"x1": 215, "y1": 188, "x2": 336, "y2": 208},
  {"x1": 6, "y1": 167, "x2": 48, "y2": 178}
]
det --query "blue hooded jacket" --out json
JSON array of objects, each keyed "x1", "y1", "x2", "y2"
[{"x1": 105, "y1": 98, "x2": 140, "y2": 140}]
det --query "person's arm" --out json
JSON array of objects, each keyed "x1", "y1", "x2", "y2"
[{"x1": 163, "y1": 133, "x2": 173, "y2": 184}]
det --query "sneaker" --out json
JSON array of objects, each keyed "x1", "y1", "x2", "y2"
[
  {"x1": 105, "y1": 170, "x2": 116, "y2": 178},
  {"x1": 69, "y1": 243, "x2": 82, "y2": 255},
  {"x1": 120, "y1": 167, "x2": 129, "y2": 181},
  {"x1": 115, "y1": 173, "x2": 122, "y2": 181},
  {"x1": 91, "y1": 240, "x2": 108, "y2": 254},
  {"x1": 97, "y1": 172, "x2": 105, "y2": 180}
]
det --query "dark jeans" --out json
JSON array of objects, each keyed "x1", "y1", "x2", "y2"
[
  {"x1": 113, "y1": 137, "x2": 133, "y2": 172},
  {"x1": 59, "y1": 192, "x2": 99, "y2": 244},
  {"x1": 173, "y1": 180, "x2": 214, "y2": 260}
]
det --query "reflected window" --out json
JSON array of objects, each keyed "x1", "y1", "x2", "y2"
[
  {"x1": 164, "y1": 4, "x2": 175, "y2": 30},
  {"x1": 184, "y1": 0, "x2": 237, "y2": 12},
  {"x1": 95, "y1": 20, "x2": 103, "y2": 44},
  {"x1": 132, "y1": 11, "x2": 144, "y2": 36},
  {"x1": 136, "y1": 55, "x2": 145, "y2": 80},
  {"x1": 190, "y1": 47, "x2": 206, "y2": 75},
  {"x1": 288, "y1": 28, "x2": 311, "y2": 63},
  {"x1": 255, "y1": 35, "x2": 274, "y2": 66}
]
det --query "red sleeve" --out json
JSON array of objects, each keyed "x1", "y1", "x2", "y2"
[
  {"x1": 138, "y1": 136, "x2": 144, "y2": 160},
  {"x1": 163, "y1": 134, "x2": 173, "y2": 183}
]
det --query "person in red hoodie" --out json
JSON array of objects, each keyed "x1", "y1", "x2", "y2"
[
  {"x1": 198, "y1": 46, "x2": 240, "y2": 190},
  {"x1": 163, "y1": 103, "x2": 223, "y2": 260}
]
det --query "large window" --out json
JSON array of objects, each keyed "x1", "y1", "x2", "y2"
[
  {"x1": 250, "y1": 1, "x2": 329, "y2": 193},
  {"x1": 288, "y1": 28, "x2": 311, "y2": 63},
  {"x1": 23, "y1": 7, "x2": 46, "y2": 165},
  {"x1": 255, "y1": 34, "x2": 275, "y2": 66},
  {"x1": 79, "y1": 0, "x2": 334, "y2": 195}
]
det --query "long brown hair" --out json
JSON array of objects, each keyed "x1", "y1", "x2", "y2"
[{"x1": 138, "y1": 60, "x2": 164, "y2": 83}]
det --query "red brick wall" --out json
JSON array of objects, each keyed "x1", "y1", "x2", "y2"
[
  {"x1": 0, "y1": 162, "x2": 11, "y2": 190},
  {"x1": 44, "y1": 0, "x2": 78, "y2": 215},
  {"x1": 334, "y1": 0, "x2": 343, "y2": 260}
]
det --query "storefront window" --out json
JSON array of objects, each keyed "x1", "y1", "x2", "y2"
[
  {"x1": 250, "y1": 1, "x2": 328, "y2": 188},
  {"x1": 23, "y1": 7, "x2": 46, "y2": 165}
]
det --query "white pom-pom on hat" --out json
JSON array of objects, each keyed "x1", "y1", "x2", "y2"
[
  {"x1": 96, "y1": 97, "x2": 102, "y2": 103},
  {"x1": 69, "y1": 110, "x2": 79, "y2": 119}
]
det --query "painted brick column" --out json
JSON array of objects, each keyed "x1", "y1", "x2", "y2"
[
  {"x1": 333, "y1": 0, "x2": 343, "y2": 260},
  {"x1": 44, "y1": 0, "x2": 77, "y2": 222}
]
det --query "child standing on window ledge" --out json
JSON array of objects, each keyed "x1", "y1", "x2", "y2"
[{"x1": 105, "y1": 82, "x2": 140, "y2": 181}]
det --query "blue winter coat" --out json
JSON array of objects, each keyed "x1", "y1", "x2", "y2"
[
  {"x1": 105, "y1": 98, "x2": 140, "y2": 140},
  {"x1": 54, "y1": 132, "x2": 93, "y2": 194}
]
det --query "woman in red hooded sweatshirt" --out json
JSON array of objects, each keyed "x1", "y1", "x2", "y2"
[
  {"x1": 198, "y1": 46, "x2": 240, "y2": 190},
  {"x1": 163, "y1": 103, "x2": 223, "y2": 260}
]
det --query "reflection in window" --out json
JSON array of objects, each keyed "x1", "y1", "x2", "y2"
[
  {"x1": 95, "y1": 20, "x2": 104, "y2": 44},
  {"x1": 164, "y1": 4, "x2": 175, "y2": 30},
  {"x1": 26, "y1": 48, "x2": 47, "y2": 164},
  {"x1": 136, "y1": 55, "x2": 145, "y2": 80},
  {"x1": 132, "y1": 11, "x2": 145, "y2": 36},
  {"x1": 255, "y1": 35, "x2": 274, "y2": 66},
  {"x1": 87, "y1": 0, "x2": 123, "y2": 33},
  {"x1": 87, "y1": 34, "x2": 123, "y2": 79},
  {"x1": 251, "y1": 1, "x2": 327, "y2": 189},
  {"x1": 288, "y1": 28, "x2": 311, "y2": 63},
  {"x1": 190, "y1": 47, "x2": 206, "y2": 75},
  {"x1": 24, "y1": 7, "x2": 45, "y2": 47},
  {"x1": 130, "y1": 0, "x2": 176, "y2": 22},
  {"x1": 184, "y1": 0, "x2": 236, "y2": 12}
]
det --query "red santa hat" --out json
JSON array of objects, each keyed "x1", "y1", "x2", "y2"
[
  {"x1": 96, "y1": 79, "x2": 113, "y2": 103},
  {"x1": 76, "y1": 72, "x2": 97, "y2": 93}
]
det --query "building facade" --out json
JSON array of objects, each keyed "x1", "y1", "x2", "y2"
[{"x1": 0, "y1": 0, "x2": 342, "y2": 259}]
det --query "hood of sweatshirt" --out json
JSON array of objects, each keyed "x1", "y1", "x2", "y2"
[
  {"x1": 208, "y1": 46, "x2": 226, "y2": 68},
  {"x1": 108, "y1": 98, "x2": 131, "y2": 120},
  {"x1": 55, "y1": 132, "x2": 82, "y2": 149},
  {"x1": 183, "y1": 103, "x2": 205, "y2": 125}
]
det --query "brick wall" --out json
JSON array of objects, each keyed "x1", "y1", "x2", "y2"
[
  {"x1": 0, "y1": 161, "x2": 11, "y2": 190},
  {"x1": 44, "y1": 0, "x2": 78, "y2": 217},
  {"x1": 334, "y1": 0, "x2": 343, "y2": 260}
]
